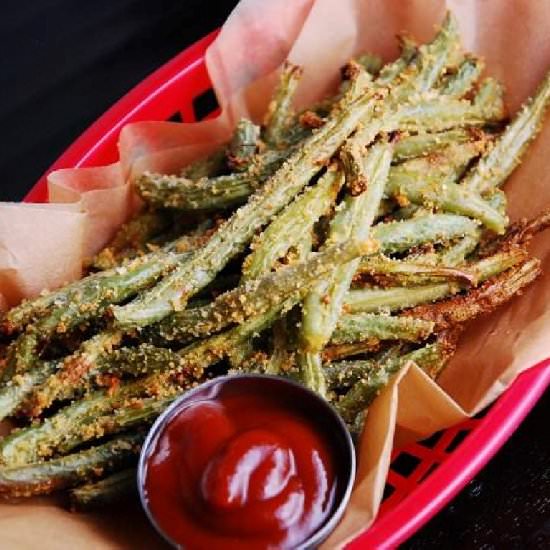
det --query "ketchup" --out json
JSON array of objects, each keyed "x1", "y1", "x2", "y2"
[{"x1": 142, "y1": 378, "x2": 345, "y2": 549}]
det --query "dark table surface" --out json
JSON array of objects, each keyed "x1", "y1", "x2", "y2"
[{"x1": 1, "y1": 1, "x2": 549, "y2": 548}]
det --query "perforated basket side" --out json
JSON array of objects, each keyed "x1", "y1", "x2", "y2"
[{"x1": 350, "y1": 360, "x2": 550, "y2": 548}]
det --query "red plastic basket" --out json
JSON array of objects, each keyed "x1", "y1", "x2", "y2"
[{"x1": 25, "y1": 31, "x2": 550, "y2": 547}]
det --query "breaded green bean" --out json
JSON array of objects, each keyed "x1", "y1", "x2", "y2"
[
  {"x1": 389, "y1": 13, "x2": 461, "y2": 103},
  {"x1": 288, "y1": 231, "x2": 313, "y2": 271},
  {"x1": 353, "y1": 91, "x2": 502, "y2": 155},
  {"x1": 226, "y1": 118, "x2": 260, "y2": 171},
  {"x1": 371, "y1": 213, "x2": 479, "y2": 254},
  {"x1": 473, "y1": 77, "x2": 505, "y2": 119},
  {"x1": 393, "y1": 76, "x2": 505, "y2": 133},
  {"x1": 61, "y1": 398, "x2": 173, "y2": 456},
  {"x1": 387, "y1": 140, "x2": 507, "y2": 233},
  {"x1": 226, "y1": 339, "x2": 256, "y2": 370},
  {"x1": 0, "y1": 434, "x2": 142, "y2": 498},
  {"x1": 136, "y1": 171, "x2": 258, "y2": 211},
  {"x1": 148, "y1": 215, "x2": 479, "y2": 344},
  {"x1": 263, "y1": 62, "x2": 303, "y2": 146},
  {"x1": 23, "y1": 330, "x2": 124, "y2": 418},
  {"x1": 295, "y1": 353, "x2": 326, "y2": 397},
  {"x1": 403, "y1": 258, "x2": 541, "y2": 329},
  {"x1": 438, "y1": 231, "x2": 482, "y2": 266},
  {"x1": 0, "y1": 274, "x2": 109, "y2": 336},
  {"x1": 463, "y1": 70, "x2": 550, "y2": 193},
  {"x1": 470, "y1": 248, "x2": 528, "y2": 280},
  {"x1": 181, "y1": 149, "x2": 226, "y2": 179},
  {"x1": 357, "y1": 53, "x2": 384, "y2": 76},
  {"x1": 151, "y1": 238, "x2": 377, "y2": 340},
  {"x1": 391, "y1": 204, "x2": 428, "y2": 221},
  {"x1": 0, "y1": 361, "x2": 57, "y2": 421},
  {"x1": 345, "y1": 248, "x2": 527, "y2": 314},
  {"x1": 1, "y1": 292, "x2": 69, "y2": 337},
  {"x1": 336, "y1": 342, "x2": 450, "y2": 424},
  {"x1": 393, "y1": 129, "x2": 483, "y2": 162},
  {"x1": 264, "y1": 318, "x2": 293, "y2": 376},
  {"x1": 188, "y1": 299, "x2": 289, "y2": 364},
  {"x1": 326, "y1": 360, "x2": 374, "y2": 390},
  {"x1": 332, "y1": 313, "x2": 434, "y2": 344},
  {"x1": 98, "y1": 344, "x2": 184, "y2": 378},
  {"x1": 376, "y1": 35, "x2": 418, "y2": 86},
  {"x1": 0, "y1": 390, "x2": 173, "y2": 466},
  {"x1": 386, "y1": 170, "x2": 508, "y2": 234},
  {"x1": 408, "y1": 91, "x2": 503, "y2": 128},
  {"x1": 1, "y1": 225, "x2": 210, "y2": 336},
  {"x1": 323, "y1": 340, "x2": 381, "y2": 363},
  {"x1": 140, "y1": 147, "x2": 295, "y2": 211},
  {"x1": 2, "y1": 249, "x2": 192, "y2": 381},
  {"x1": 113, "y1": 86, "x2": 381, "y2": 328},
  {"x1": 113, "y1": 299, "x2": 292, "y2": 383},
  {"x1": 297, "y1": 142, "x2": 392, "y2": 396},
  {"x1": 70, "y1": 469, "x2": 136, "y2": 511},
  {"x1": 325, "y1": 345, "x2": 404, "y2": 389},
  {"x1": 91, "y1": 209, "x2": 173, "y2": 271},
  {"x1": 58, "y1": 397, "x2": 173, "y2": 456},
  {"x1": 478, "y1": 208, "x2": 550, "y2": 257},
  {"x1": 263, "y1": 236, "x2": 312, "y2": 376},
  {"x1": 402, "y1": 224, "x2": 481, "y2": 267},
  {"x1": 352, "y1": 16, "x2": 464, "y2": 146},
  {"x1": 137, "y1": 91, "x2": 499, "y2": 215},
  {"x1": 242, "y1": 168, "x2": 344, "y2": 281},
  {"x1": 298, "y1": 142, "x2": 392, "y2": 390},
  {"x1": 322, "y1": 60, "x2": 372, "y2": 115},
  {"x1": 439, "y1": 55, "x2": 484, "y2": 97},
  {"x1": 356, "y1": 256, "x2": 476, "y2": 285},
  {"x1": 486, "y1": 188, "x2": 508, "y2": 215}
]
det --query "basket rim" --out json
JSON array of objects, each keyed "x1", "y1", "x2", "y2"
[
  {"x1": 22, "y1": 29, "x2": 550, "y2": 548},
  {"x1": 348, "y1": 359, "x2": 550, "y2": 548}
]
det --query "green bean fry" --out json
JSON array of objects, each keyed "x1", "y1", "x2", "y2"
[{"x1": 0, "y1": 11, "x2": 548, "y2": 505}]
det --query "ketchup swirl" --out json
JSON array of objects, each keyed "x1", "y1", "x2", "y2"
[{"x1": 143, "y1": 386, "x2": 339, "y2": 549}]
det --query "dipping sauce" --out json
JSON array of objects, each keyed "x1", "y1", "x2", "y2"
[{"x1": 140, "y1": 376, "x2": 354, "y2": 549}]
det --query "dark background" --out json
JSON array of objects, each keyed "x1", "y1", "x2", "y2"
[{"x1": 1, "y1": 1, "x2": 548, "y2": 548}]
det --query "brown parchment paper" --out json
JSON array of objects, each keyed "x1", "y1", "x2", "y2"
[{"x1": 1, "y1": 0, "x2": 550, "y2": 548}]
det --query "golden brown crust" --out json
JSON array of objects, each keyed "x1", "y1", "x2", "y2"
[{"x1": 402, "y1": 260, "x2": 541, "y2": 330}]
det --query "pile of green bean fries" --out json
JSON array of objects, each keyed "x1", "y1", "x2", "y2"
[{"x1": 1, "y1": 12, "x2": 550, "y2": 510}]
